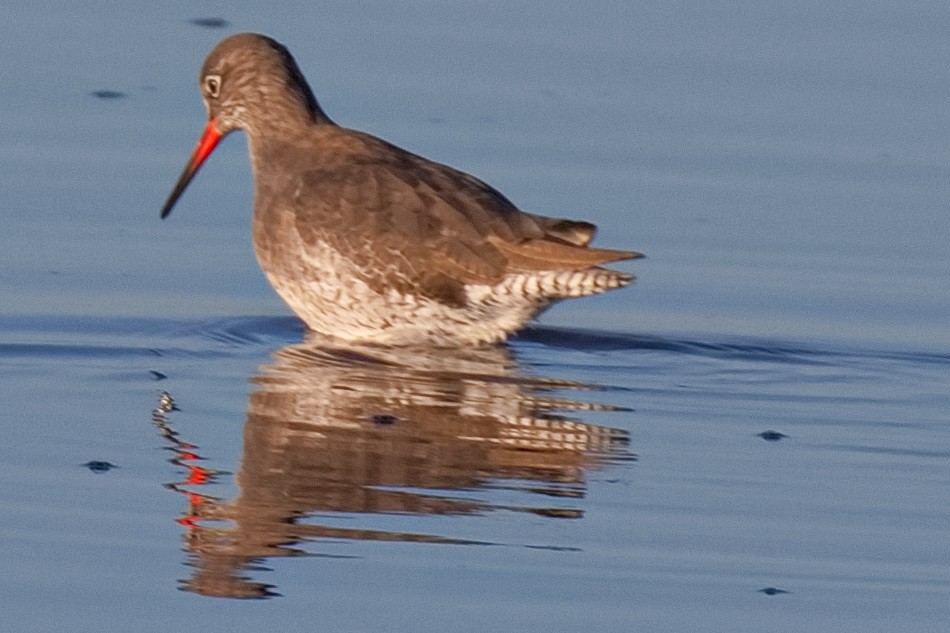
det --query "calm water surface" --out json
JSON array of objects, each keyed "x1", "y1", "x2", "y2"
[{"x1": 1, "y1": 2, "x2": 948, "y2": 632}]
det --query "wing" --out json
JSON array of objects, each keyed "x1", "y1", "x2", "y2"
[{"x1": 288, "y1": 134, "x2": 640, "y2": 304}]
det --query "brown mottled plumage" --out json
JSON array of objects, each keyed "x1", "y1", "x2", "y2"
[{"x1": 161, "y1": 33, "x2": 641, "y2": 345}]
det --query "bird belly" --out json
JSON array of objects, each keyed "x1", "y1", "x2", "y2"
[{"x1": 254, "y1": 234, "x2": 546, "y2": 345}]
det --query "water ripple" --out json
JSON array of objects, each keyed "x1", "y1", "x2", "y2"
[{"x1": 519, "y1": 325, "x2": 950, "y2": 367}]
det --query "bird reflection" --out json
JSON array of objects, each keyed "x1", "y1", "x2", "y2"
[{"x1": 154, "y1": 336, "x2": 633, "y2": 599}]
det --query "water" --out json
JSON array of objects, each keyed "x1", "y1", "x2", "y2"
[{"x1": 1, "y1": 2, "x2": 948, "y2": 631}]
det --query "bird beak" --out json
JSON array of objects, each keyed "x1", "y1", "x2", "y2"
[{"x1": 160, "y1": 119, "x2": 223, "y2": 219}]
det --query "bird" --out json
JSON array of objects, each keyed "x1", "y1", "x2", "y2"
[{"x1": 160, "y1": 33, "x2": 641, "y2": 346}]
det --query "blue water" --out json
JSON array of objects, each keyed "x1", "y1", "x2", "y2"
[{"x1": 1, "y1": 2, "x2": 948, "y2": 632}]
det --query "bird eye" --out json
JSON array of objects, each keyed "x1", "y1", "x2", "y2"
[{"x1": 204, "y1": 75, "x2": 221, "y2": 98}]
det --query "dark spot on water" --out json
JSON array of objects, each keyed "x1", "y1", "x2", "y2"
[
  {"x1": 369, "y1": 414, "x2": 398, "y2": 425},
  {"x1": 428, "y1": 116, "x2": 448, "y2": 125},
  {"x1": 91, "y1": 89, "x2": 127, "y2": 100},
  {"x1": 758, "y1": 430, "x2": 788, "y2": 441},
  {"x1": 149, "y1": 370, "x2": 167, "y2": 381},
  {"x1": 47, "y1": 269, "x2": 63, "y2": 276},
  {"x1": 528, "y1": 508, "x2": 583, "y2": 519},
  {"x1": 190, "y1": 17, "x2": 229, "y2": 29},
  {"x1": 758, "y1": 587, "x2": 790, "y2": 596},
  {"x1": 84, "y1": 460, "x2": 117, "y2": 473},
  {"x1": 148, "y1": 349, "x2": 163, "y2": 357},
  {"x1": 524, "y1": 544, "x2": 582, "y2": 552}
]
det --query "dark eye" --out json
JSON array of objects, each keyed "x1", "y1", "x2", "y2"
[{"x1": 204, "y1": 75, "x2": 221, "y2": 98}]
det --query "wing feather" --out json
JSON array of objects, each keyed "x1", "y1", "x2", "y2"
[{"x1": 284, "y1": 134, "x2": 637, "y2": 301}]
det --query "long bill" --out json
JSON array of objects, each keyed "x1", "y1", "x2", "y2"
[{"x1": 160, "y1": 119, "x2": 223, "y2": 219}]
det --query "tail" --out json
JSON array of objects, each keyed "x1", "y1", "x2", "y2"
[
  {"x1": 497, "y1": 266, "x2": 634, "y2": 301},
  {"x1": 487, "y1": 235, "x2": 642, "y2": 271},
  {"x1": 542, "y1": 267, "x2": 634, "y2": 298},
  {"x1": 485, "y1": 222, "x2": 642, "y2": 300}
]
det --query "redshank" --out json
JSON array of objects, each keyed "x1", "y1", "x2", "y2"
[{"x1": 161, "y1": 33, "x2": 641, "y2": 345}]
